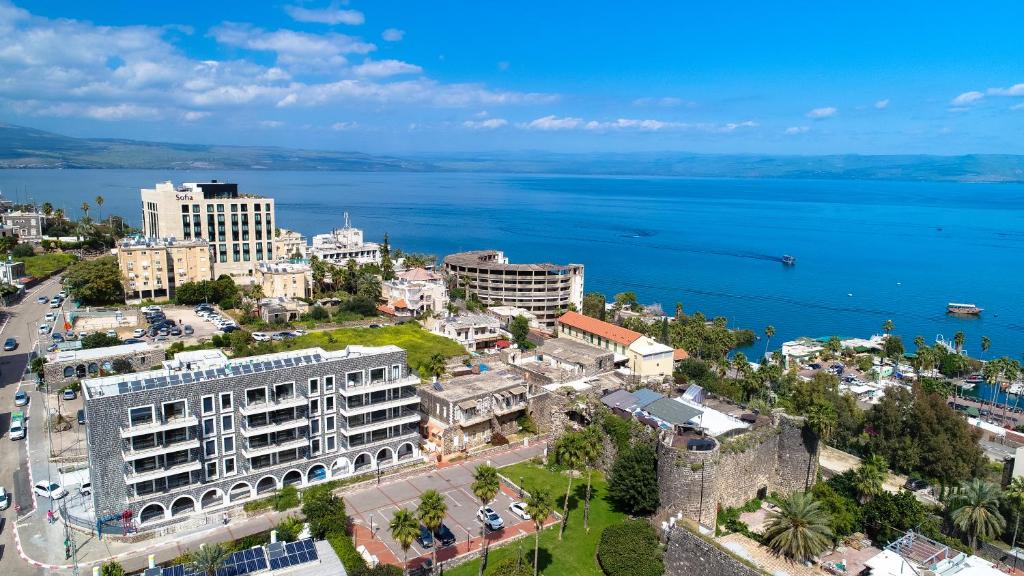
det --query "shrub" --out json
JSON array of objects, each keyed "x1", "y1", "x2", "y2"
[
  {"x1": 326, "y1": 532, "x2": 369, "y2": 575},
  {"x1": 276, "y1": 516, "x2": 303, "y2": 542},
  {"x1": 597, "y1": 519, "x2": 664, "y2": 576},
  {"x1": 243, "y1": 498, "x2": 274, "y2": 513},
  {"x1": 491, "y1": 432, "x2": 509, "y2": 446},
  {"x1": 491, "y1": 557, "x2": 533, "y2": 576},
  {"x1": 301, "y1": 484, "x2": 348, "y2": 539},
  {"x1": 517, "y1": 413, "x2": 538, "y2": 435},
  {"x1": 12, "y1": 243, "x2": 35, "y2": 258},
  {"x1": 274, "y1": 485, "x2": 300, "y2": 511},
  {"x1": 608, "y1": 443, "x2": 660, "y2": 515}
]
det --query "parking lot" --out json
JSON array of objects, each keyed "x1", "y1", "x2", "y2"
[{"x1": 344, "y1": 447, "x2": 547, "y2": 568}]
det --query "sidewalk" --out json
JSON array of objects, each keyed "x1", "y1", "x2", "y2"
[{"x1": 14, "y1": 438, "x2": 548, "y2": 573}]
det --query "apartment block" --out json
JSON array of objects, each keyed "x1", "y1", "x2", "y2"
[
  {"x1": 255, "y1": 261, "x2": 312, "y2": 300},
  {"x1": 2, "y1": 211, "x2": 46, "y2": 241},
  {"x1": 308, "y1": 214, "x2": 380, "y2": 266},
  {"x1": 443, "y1": 250, "x2": 584, "y2": 329},
  {"x1": 82, "y1": 346, "x2": 421, "y2": 529},
  {"x1": 140, "y1": 181, "x2": 276, "y2": 283},
  {"x1": 117, "y1": 237, "x2": 214, "y2": 301}
]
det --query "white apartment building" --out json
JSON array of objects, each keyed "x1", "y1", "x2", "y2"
[
  {"x1": 140, "y1": 181, "x2": 276, "y2": 283},
  {"x1": 380, "y1": 278, "x2": 448, "y2": 318},
  {"x1": 308, "y1": 213, "x2": 380, "y2": 266}
]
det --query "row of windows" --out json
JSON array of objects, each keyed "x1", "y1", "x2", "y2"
[{"x1": 179, "y1": 202, "x2": 273, "y2": 214}]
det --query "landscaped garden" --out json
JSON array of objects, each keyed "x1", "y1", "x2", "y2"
[{"x1": 446, "y1": 460, "x2": 627, "y2": 576}]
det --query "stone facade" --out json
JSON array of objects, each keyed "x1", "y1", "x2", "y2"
[
  {"x1": 419, "y1": 370, "x2": 529, "y2": 456},
  {"x1": 82, "y1": 346, "x2": 421, "y2": 531},
  {"x1": 44, "y1": 344, "x2": 165, "y2": 387},
  {"x1": 657, "y1": 412, "x2": 816, "y2": 528},
  {"x1": 663, "y1": 524, "x2": 762, "y2": 576}
]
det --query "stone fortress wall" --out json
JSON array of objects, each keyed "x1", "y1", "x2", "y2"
[{"x1": 656, "y1": 411, "x2": 817, "y2": 527}]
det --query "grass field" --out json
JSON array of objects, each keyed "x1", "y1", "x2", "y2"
[
  {"x1": 22, "y1": 253, "x2": 76, "y2": 278},
  {"x1": 447, "y1": 462, "x2": 626, "y2": 576},
  {"x1": 269, "y1": 322, "x2": 466, "y2": 375}
]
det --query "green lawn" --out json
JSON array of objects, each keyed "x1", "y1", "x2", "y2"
[
  {"x1": 22, "y1": 253, "x2": 76, "y2": 278},
  {"x1": 447, "y1": 462, "x2": 627, "y2": 576},
  {"x1": 269, "y1": 322, "x2": 466, "y2": 375}
]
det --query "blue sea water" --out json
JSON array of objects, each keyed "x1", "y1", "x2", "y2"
[{"x1": 2, "y1": 169, "x2": 1022, "y2": 359}]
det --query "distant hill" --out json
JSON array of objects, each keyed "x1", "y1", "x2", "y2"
[
  {"x1": 0, "y1": 123, "x2": 437, "y2": 171},
  {"x1": 3, "y1": 123, "x2": 1024, "y2": 182}
]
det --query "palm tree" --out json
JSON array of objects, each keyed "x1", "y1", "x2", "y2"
[
  {"x1": 764, "y1": 325, "x2": 775, "y2": 357},
  {"x1": 417, "y1": 489, "x2": 448, "y2": 569},
  {"x1": 805, "y1": 404, "x2": 836, "y2": 489},
  {"x1": 853, "y1": 454, "x2": 887, "y2": 504},
  {"x1": 54, "y1": 207, "x2": 64, "y2": 222},
  {"x1": 425, "y1": 353, "x2": 446, "y2": 381},
  {"x1": 824, "y1": 336, "x2": 841, "y2": 359},
  {"x1": 1005, "y1": 477, "x2": 1024, "y2": 570},
  {"x1": 882, "y1": 319, "x2": 894, "y2": 335},
  {"x1": 948, "y1": 479, "x2": 1005, "y2": 552},
  {"x1": 525, "y1": 487, "x2": 555, "y2": 576},
  {"x1": 580, "y1": 426, "x2": 604, "y2": 531},
  {"x1": 914, "y1": 335, "x2": 926, "y2": 350},
  {"x1": 554, "y1": 431, "x2": 586, "y2": 540},
  {"x1": 191, "y1": 543, "x2": 231, "y2": 576},
  {"x1": 981, "y1": 336, "x2": 991, "y2": 360},
  {"x1": 95, "y1": 195, "x2": 104, "y2": 224},
  {"x1": 389, "y1": 507, "x2": 420, "y2": 571},
  {"x1": 80, "y1": 201, "x2": 90, "y2": 221},
  {"x1": 954, "y1": 331, "x2": 966, "y2": 354},
  {"x1": 762, "y1": 491, "x2": 833, "y2": 562},
  {"x1": 471, "y1": 464, "x2": 500, "y2": 576},
  {"x1": 41, "y1": 202, "x2": 53, "y2": 217}
]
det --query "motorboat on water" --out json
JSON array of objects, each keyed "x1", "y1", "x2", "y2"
[
  {"x1": 947, "y1": 302, "x2": 983, "y2": 315},
  {"x1": 782, "y1": 255, "x2": 796, "y2": 266}
]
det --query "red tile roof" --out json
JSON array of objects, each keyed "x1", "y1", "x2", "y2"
[
  {"x1": 673, "y1": 348, "x2": 690, "y2": 361},
  {"x1": 394, "y1": 299, "x2": 409, "y2": 309},
  {"x1": 556, "y1": 311, "x2": 642, "y2": 346}
]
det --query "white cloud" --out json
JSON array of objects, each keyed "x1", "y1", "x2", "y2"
[
  {"x1": 381, "y1": 28, "x2": 404, "y2": 42},
  {"x1": 1011, "y1": 103, "x2": 1024, "y2": 111},
  {"x1": 259, "y1": 120, "x2": 284, "y2": 128},
  {"x1": 182, "y1": 110, "x2": 211, "y2": 121},
  {"x1": 806, "y1": 106, "x2": 837, "y2": 119},
  {"x1": 632, "y1": 96, "x2": 695, "y2": 108},
  {"x1": 209, "y1": 22, "x2": 375, "y2": 70},
  {"x1": 330, "y1": 121, "x2": 358, "y2": 130},
  {"x1": 951, "y1": 91, "x2": 984, "y2": 105},
  {"x1": 285, "y1": 78, "x2": 557, "y2": 108},
  {"x1": 785, "y1": 126, "x2": 810, "y2": 135},
  {"x1": 987, "y1": 83, "x2": 1024, "y2": 96},
  {"x1": 521, "y1": 115, "x2": 584, "y2": 130},
  {"x1": 284, "y1": 4, "x2": 364, "y2": 26},
  {"x1": 352, "y1": 59, "x2": 422, "y2": 77},
  {"x1": 462, "y1": 118, "x2": 508, "y2": 130},
  {"x1": 874, "y1": 99, "x2": 890, "y2": 109}
]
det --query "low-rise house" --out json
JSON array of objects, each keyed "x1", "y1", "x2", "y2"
[
  {"x1": 44, "y1": 343, "x2": 164, "y2": 387},
  {"x1": 487, "y1": 306, "x2": 540, "y2": 330},
  {"x1": 435, "y1": 313, "x2": 503, "y2": 351},
  {"x1": 308, "y1": 214, "x2": 380, "y2": 266},
  {"x1": 255, "y1": 261, "x2": 312, "y2": 300},
  {"x1": 2, "y1": 211, "x2": 46, "y2": 242},
  {"x1": 507, "y1": 337, "x2": 615, "y2": 386},
  {"x1": 0, "y1": 257, "x2": 26, "y2": 285},
  {"x1": 380, "y1": 277, "x2": 448, "y2": 318},
  {"x1": 419, "y1": 370, "x2": 529, "y2": 457},
  {"x1": 556, "y1": 311, "x2": 674, "y2": 379},
  {"x1": 272, "y1": 228, "x2": 307, "y2": 260},
  {"x1": 258, "y1": 297, "x2": 310, "y2": 323}
]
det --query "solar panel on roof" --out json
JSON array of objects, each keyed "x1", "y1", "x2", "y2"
[
  {"x1": 118, "y1": 383, "x2": 129, "y2": 393},
  {"x1": 205, "y1": 369, "x2": 217, "y2": 379},
  {"x1": 241, "y1": 364, "x2": 253, "y2": 373},
  {"x1": 269, "y1": 539, "x2": 318, "y2": 571},
  {"x1": 182, "y1": 373, "x2": 194, "y2": 382}
]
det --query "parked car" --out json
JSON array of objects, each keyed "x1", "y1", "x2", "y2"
[
  {"x1": 38, "y1": 324, "x2": 51, "y2": 334},
  {"x1": 3, "y1": 337, "x2": 17, "y2": 351},
  {"x1": 62, "y1": 388, "x2": 77, "y2": 400},
  {"x1": 133, "y1": 328, "x2": 146, "y2": 338},
  {"x1": 58, "y1": 291, "x2": 67, "y2": 299},
  {"x1": 417, "y1": 525, "x2": 434, "y2": 548},
  {"x1": 77, "y1": 409, "x2": 86, "y2": 425},
  {"x1": 14, "y1": 391, "x2": 29, "y2": 406},
  {"x1": 434, "y1": 523, "x2": 456, "y2": 547},
  {"x1": 79, "y1": 482, "x2": 92, "y2": 497},
  {"x1": 509, "y1": 501, "x2": 531, "y2": 520},
  {"x1": 52, "y1": 333, "x2": 65, "y2": 342},
  {"x1": 48, "y1": 300, "x2": 60, "y2": 309},
  {"x1": 183, "y1": 325, "x2": 194, "y2": 335},
  {"x1": 221, "y1": 325, "x2": 238, "y2": 333},
  {"x1": 141, "y1": 305, "x2": 162, "y2": 314},
  {"x1": 905, "y1": 478, "x2": 929, "y2": 492},
  {"x1": 36, "y1": 296, "x2": 48, "y2": 304},
  {"x1": 808, "y1": 363, "x2": 822, "y2": 370},
  {"x1": 45, "y1": 312, "x2": 58, "y2": 322},
  {"x1": 0, "y1": 486, "x2": 10, "y2": 510},
  {"x1": 252, "y1": 332, "x2": 271, "y2": 342},
  {"x1": 105, "y1": 330, "x2": 118, "y2": 338},
  {"x1": 477, "y1": 506, "x2": 504, "y2": 531},
  {"x1": 368, "y1": 324, "x2": 382, "y2": 329},
  {"x1": 292, "y1": 329, "x2": 307, "y2": 336},
  {"x1": 155, "y1": 335, "x2": 169, "y2": 343},
  {"x1": 158, "y1": 328, "x2": 169, "y2": 336},
  {"x1": 123, "y1": 338, "x2": 144, "y2": 344},
  {"x1": 170, "y1": 327, "x2": 182, "y2": 336},
  {"x1": 271, "y1": 332, "x2": 286, "y2": 341},
  {"x1": 33, "y1": 482, "x2": 68, "y2": 500}
]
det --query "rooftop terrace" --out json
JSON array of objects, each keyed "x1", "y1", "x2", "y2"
[{"x1": 425, "y1": 369, "x2": 527, "y2": 402}]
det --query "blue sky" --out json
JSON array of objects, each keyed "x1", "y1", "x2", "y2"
[{"x1": 2, "y1": 0, "x2": 1023, "y2": 154}]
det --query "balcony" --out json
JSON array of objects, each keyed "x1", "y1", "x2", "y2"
[
  {"x1": 341, "y1": 393, "x2": 420, "y2": 417},
  {"x1": 241, "y1": 437, "x2": 309, "y2": 459},
  {"x1": 340, "y1": 374, "x2": 420, "y2": 395},
  {"x1": 494, "y1": 401, "x2": 527, "y2": 416},
  {"x1": 240, "y1": 416, "x2": 309, "y2": 437},
  {"x1": 120, "y1": 416, "x2": 198, "y2": 439},
  {"x1": 122, "y1": 439, "x2": 200, "y2": 461},
  {"x1": 342, "y1": 411, "x2": 421, "y2": 436},
  {"x1": 124, "y1": 460, "x2": 201, "y2": 484},
  {"x1": 239, "y1": 395, "x2": 307, "y2": 417}
]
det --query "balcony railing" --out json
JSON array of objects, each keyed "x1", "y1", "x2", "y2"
[
  {"x1": 122, "y1": 439, "x2": 200, "y2": 462},
  {"x1": 241, "y1": 437, "x2": 309, "y2": 459},
  {"x1": 239, "y1": 394, "x2": 307, "y2": 416},
  {"x1": 240, "y1": 416, "x2": 309, "y2": 437},
  {"x1": 343, "y1": 411, "x2": 421, "y2": 436},
  {"x1": 339, "y1": 374, "x2": 419, "y2": 395},
  {"x1": 120, "y1": 416, "x2": 198, "y2": 439},
  {"x1": 341, "y1": 393, "x2": 419, "y2": 416},
  {"x1": 124, "y1": 460, "x2": 201, "y2": 484}
]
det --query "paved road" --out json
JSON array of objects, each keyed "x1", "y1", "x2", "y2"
[{"x1": 0, "y1": 276, "x2": 65, "y2": 576}]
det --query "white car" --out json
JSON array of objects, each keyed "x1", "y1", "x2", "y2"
[
  {"x1": 477, "y1": 506, "x2": 504, "y2": 531},
  {"x1": 33, "y1": 482, "x2": 68, "y2": 500},
  {"x1": 133, "y1": 328, "x2": 147, "y2": 338},
  {"x1": 79, "y1": 482, "x2": 92, "y2": 497},
  {"x1": 0, "y1": 486, "x2": 10, "y2": 510},
  {"x1": 292, "y1": 329, "x2": 307, "y2": 336},
  {"x1": 251, "y1": 332, "x2": 271, "y2": 342},
  {"x1": 45, "y1": 312, "x2": 58, "y2": 322},
  {"x1": 509, "y1": 502, "x2": 531, "y2": 520},
  {"x1": 105, "y1": 330, "x2": 118, "y2": 338},
  {"x1": 140, "y1": 305, "x2": 162, "y2": 313},
  {"x1": 38, "y1": 324, "x2": 51, "y2": 334}
]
